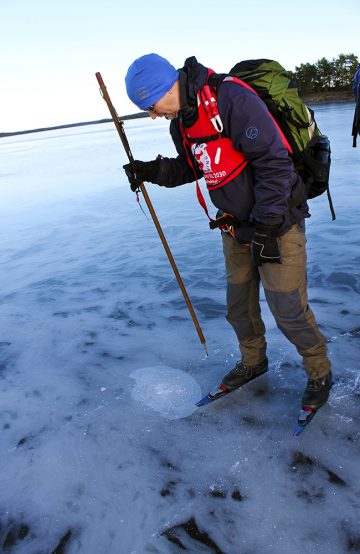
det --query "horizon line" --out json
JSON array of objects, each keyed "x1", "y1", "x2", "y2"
[{"x1": 0, "y1": 112, "x2": 149, "y2": 138}]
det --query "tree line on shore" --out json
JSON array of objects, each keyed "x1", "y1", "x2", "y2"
[{"x1": 290, "y1": 53, "x2": 358, "y2": 94}]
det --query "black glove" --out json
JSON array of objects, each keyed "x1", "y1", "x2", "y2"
[
  {"x1": 123, "y1": 159, "x2": 160, "y2": 192},
  {"x1": 251, "y1": 222, "x2": 281, "y2": 267}
]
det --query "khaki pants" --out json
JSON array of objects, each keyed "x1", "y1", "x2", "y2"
[{"x1": 222, "y1": 222, "x2": 330, "y2": 379}]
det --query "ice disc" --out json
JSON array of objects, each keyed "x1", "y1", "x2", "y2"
[{"x1": 130, "y1": 366, "x2": 201, "y2": 420}]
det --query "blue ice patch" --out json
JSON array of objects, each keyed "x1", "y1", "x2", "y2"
[{"x1": 246, "y1": 126, "x2": 259, "y2": 140}]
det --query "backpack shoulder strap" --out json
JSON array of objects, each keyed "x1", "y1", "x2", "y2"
[{"x1": 207, "y1": 72, "x2": 257, "y2": 95}]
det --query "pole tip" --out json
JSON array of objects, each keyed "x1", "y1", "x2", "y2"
[{"x1": 202, "y1": 342, "x2": 208, "y2": 358}]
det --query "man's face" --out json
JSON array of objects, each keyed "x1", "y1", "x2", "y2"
[{"x1": 146, "y1": 81, "x2": 181, "y2": 120}]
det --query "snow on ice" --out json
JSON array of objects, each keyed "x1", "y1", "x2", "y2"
[{"x1": 0, "y1": 104, "x2": 359, "y2": 553}]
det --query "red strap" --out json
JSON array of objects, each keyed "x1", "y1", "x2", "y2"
[
  {"x1": 180, "y1": 125, "x2": 214, "y2": 221},
  {"x1": 196, "y1": 181, "x2": 212, "y2": 220}
]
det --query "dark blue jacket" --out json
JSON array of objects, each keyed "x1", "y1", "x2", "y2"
[
  {"x1": 352, "y1": 65, "x2": 360, "y2": 98},
  {"x1": 154, "y1": 57, "x2": 309, "y2": 242},
  {"x1": 352, "y1": 65, "x2": 360, "y2": 147}
]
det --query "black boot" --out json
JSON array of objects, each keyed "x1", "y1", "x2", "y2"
[
  {"x1": 302, "y1": 371, "x2": 332, "y2": 409},
  {"x1": 221, "y1": 357, "x2": 268, "y2": 390}
]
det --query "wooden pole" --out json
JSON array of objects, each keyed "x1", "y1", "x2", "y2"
[{"x1": 95, "y1": 72, "x2": 207, "y2": 355}]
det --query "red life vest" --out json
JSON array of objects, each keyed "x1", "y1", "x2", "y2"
[
  {"x1": 179, "y1": 72, "x2": 292, "y2": 226},
  {"x1": 180, "y1": 82, "x2": 248, "y2": 191}
]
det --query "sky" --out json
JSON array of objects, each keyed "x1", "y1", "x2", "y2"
[{"x1": 1, "y1": 0, "x2": 359, "y2": 133}]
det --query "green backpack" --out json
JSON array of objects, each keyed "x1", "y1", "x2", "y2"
[{"x1": 213, "y1": 59, "x2": 335, "y2": 219}]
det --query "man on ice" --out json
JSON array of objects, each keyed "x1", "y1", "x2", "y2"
[{"x1": 123, "y1": 53, "x2": 332, "y2": 426}]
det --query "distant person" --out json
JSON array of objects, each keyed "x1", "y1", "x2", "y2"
[
  {"x1": 352, "y1": 64, "x2": 360, "y2": 147},
  {"x1": 123, "y1": 53, "x2": 332, "y2": 413}
]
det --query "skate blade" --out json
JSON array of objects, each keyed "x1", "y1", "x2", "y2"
[
  {"x1": 294, "y1": 408, "x2": 317, "y2": 436},
  {"x1": 195, "y1": 385, "x2": 230, "y2": 406}
]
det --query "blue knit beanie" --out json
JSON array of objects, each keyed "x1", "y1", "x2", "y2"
[{"x1": 125, "y1": 53, "x2": 179, "y2": 110}]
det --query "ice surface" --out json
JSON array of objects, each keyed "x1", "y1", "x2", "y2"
[{"x1": 0, "y1": 106, "x2": 359, "y2": 553}]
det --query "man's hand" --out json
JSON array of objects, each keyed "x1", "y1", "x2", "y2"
[
  {"x1": 123, "y1": 159, "x2": 160, "y2": 192},
  {"x1": 251, "y1": 222, "x2": 281, "y2": 267}
]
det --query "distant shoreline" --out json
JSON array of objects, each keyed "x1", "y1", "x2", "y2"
[
  {"x1": 0, "y1": 91, "x2": 354, "y2": 138},
  {"x1": 0, "y1": 112, "x2": 149, "y2": 138},
  {"x1": 301, "y1": 90, "x2": 354, "y2": 105}
]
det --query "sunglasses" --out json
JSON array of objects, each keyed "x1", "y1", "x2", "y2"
[{"x1": 146, "y1": 105, "x2": 156, "y2": 113}]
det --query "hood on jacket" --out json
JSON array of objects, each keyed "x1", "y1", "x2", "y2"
[{"x1": 178, "y1": 56, "x2": 209, "y2": 127}]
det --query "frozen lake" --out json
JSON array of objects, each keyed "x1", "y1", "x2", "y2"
[{"x1": 0, "y1": 103, "x2": 359, "y2": 553}]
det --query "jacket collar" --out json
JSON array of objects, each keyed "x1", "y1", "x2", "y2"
[{"x1": 178, "y1": 56, "x2": 209, "y2": 127}]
